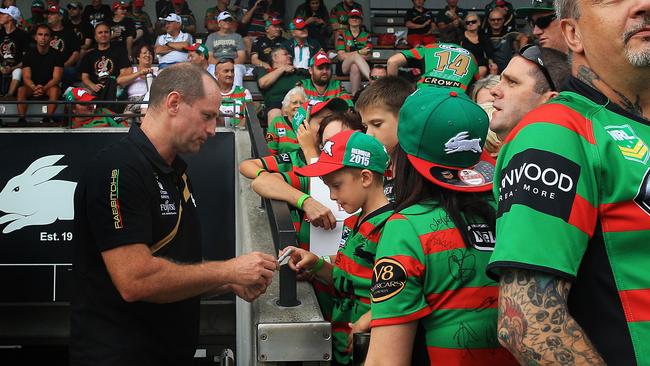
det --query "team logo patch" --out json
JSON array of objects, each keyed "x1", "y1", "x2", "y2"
[
  {"x1": 444, "y1": 131, "x2": 482, "y2": 154},
  {"x1": 278, "y1": 153, "x2": 291, "y2": 163},
  {"x1": 265, "y1": 132, "x2": 273, "y2": 142},
  {"x1": 459, "y1": 169, "x2": 484, "y2": 186},
  {"x1": 323, "y1": 141, "x2": 335, "y2": 156},
  {"x1": 371, "y1": 257, "x2": 407, "y2": 303},
  {"x1": 277, "y1": 127, "x2": 286, "y2": 137},
  {"x1": 466, "y1": 223, "x2": 495, "y2": 251},
  {"x1": 605, "y1": 124, "x2": 649, "y2": 164}
]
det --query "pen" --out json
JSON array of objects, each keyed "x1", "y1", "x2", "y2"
[{"x1": 277, "y1": 248, "x2": 294, "y2": 265}]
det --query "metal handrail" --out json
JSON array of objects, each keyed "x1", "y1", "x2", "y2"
[{"x1": 245, "y1": 107, "x2": 300, "y2": 307}]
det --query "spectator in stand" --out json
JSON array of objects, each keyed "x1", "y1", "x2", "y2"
[
  {"x1": 0, "y1": 6, "x2": 29, "y2": 97},
  {"x1": 17, "y1": 24, "x2": 63, "y2": 122},
  {"x1": 206, "y1": 11, "x2": 246, "y2": 87},
  {"x1": 255, "y1": 46, "x2": 309, "y2": 123},
  {"x1": 155, "y1": 0, "x2": 188, "y2": 19},
  {"x1": 80, "y1": 22, "x2": 130, "y2": 101},
  {"x1": 215, "y1": 58, "x2": 252, "y2": 128},
  {"x1": 294, "y1": 0, "x2": 330, "y2": 49},
  {"x1": 168, "y1": 0, "x2": 195, "y2": 36},
  {"x1": 251, "y1": 17, "x2": 285, "y2": 69},
  {"x1": 352, "y1": 64, "x2": 388, "y2": 103},
  {"x1": 121, "y1": 43, "x2": 157, "y2": 115},
  {"x1": 47, "y1": 4, "x2": 80, "y2": 89},
  {"x1": 129, "y1": 0, "x2": 154, "y2": 45},
  {"x1": 460, "y1": 12, "x2": 496, "y2": 77},
  {"x1": 283, "y1": 17, "x2": 321, "y2": 70},
  {"x1": 204, "y1": 0, "x2": 241, "y2": 33},
  {"x1": 470, "y1": 74, "x2": 501, "y2": 156},
  {"x1": 155, "y1": 13, "x2": 192, "y2": 68},
  {"x1": 405, "y1": 0, "x2": 437, "y2": 48},
  {"x1": 83, "y1": 0, "x2": 111, "y2": 29},
  {"x1": 26, "y1": 0, "x2": 46, "y2": 31},
  {"x1": 329, "y1": 0, "x2": 361, "y2": 39},
  {"x1": 65, "y1": 87, "x2": 125, "y2": 128},
  {"x1": 186, "y1": 42, "x2": 215, "y2": 78},
  {"x1": 302, "y1": 50, "x2": 353, "y2": 107},
  {"x1": 109, "y1": 1, "x2": 136, "y2": 61},
  {"x1": 266, "y1": 85, "x2": 306, "y2": 155},
  {"x1": 516, "y1": 0, "x2": 567, "y2": 54},
  {"x1": 436, "y1": 0, "x2": 466, "y2": 44},
  {"x1": 335, "y1": 8, "x2": 371, "y2": 95},
  {"x1": 482, "y1": 0, "x2": 515, "y2": 33},
  {"x1": 65, "y1": 2, "x2": 92, "y2": 60},
  {"x1": 486, "y1": 7, "x2": 527, "y2": 73},
  {"x1": 241, "y1": 0, "x2": 279, "y2": 39}
]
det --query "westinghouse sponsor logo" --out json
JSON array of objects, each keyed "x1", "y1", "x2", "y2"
[
  {"x1": 110, "y1": 169, "x2": 123, "y2": 229},
  {"x1": 371, "y1": 257, "x2": 407, "y2": 303},
  {"x1": 497, "y1": 149, "x2": 580, "y2": 221}
]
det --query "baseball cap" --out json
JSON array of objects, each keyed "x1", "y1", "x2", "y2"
[
  {"x1": 398, "y1": 88, "x2": 494, "y2": 192},
  {"x1": 291, "y1": 98, "x2": 349, "y2": 130},
  {"x1": 295, "y1": 130, "x2": 389, "y2": 177},
  {"x1": 348, "y1": 9, "x2": 362, "y2": 18},
  {"x1": 0, "y1": 6, "x2": 21, "y2": 21},
  {"x1": 67, "y1": 1, "x2": 82, "y2": 9},
  {"x1": 516, "y1": 0, "x2": 555, "y2": 16},
  {"x1": 171, "y1": 0, "x2": 185, "y2": 4},
  {"x1": 495, "y1": 0, "x2": 507, "y2": 6},
  {"x1": 47, "y1": 4, "x2": 64, "y2": 15},
  {"x1": 217, "y1": 11, "x2": 233, "y2": 21},
  {"x1": 160, "y1": 13, "x2": 181, "y2": 23},
  {"x1": 265, "y1": 17, "x2": 282, "y2": 28},
  {"x1": 132, "y1": 0, "x2": 144, "y2": 6},
  {"x1": 289, "y1": 17, "x2": 306, "y2": 30},
  {"x1": 309, "y1": 51, "x2": 331, "y2": 67},
  {"x1": 65, "y1": 87, "x2": 96, "y2": 102},
  {"x1": 112, "y1": 0, "x2": 128, "y2": 10},
  {"x1": 185, "y1": 42, "x2": 209, "y2": 58},
  {"x1": 31, "y1": 0, "x2": 45, "y2": 12}
]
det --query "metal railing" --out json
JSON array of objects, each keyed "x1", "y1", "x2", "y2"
[
  {"x1": 0, "y1": 100, "x2": 144, "y2": 127},
  {"x1": 244, "y1": 107, "x2": 300, "y2": 308}
]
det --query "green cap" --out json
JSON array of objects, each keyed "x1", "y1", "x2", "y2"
[
  {"x1": 291, "y1": 98, "x2": 349, "y2": 131},
  {"x1": 185, "y1": 42, "x2": 209, "y2": 58},
  {"x1": 398, "y1": 88, "x2": 494, "y2": 192},
  {"x1": 295, "y1": 130, "x2": 389, "y2": 176},
  {"x1": 516, "y1": 0, "x2": 555, "y2": 16}
]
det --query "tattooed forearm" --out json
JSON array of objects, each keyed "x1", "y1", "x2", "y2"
[{"x1": 496, "y1": 269, "x2": 606, "y2": 365}]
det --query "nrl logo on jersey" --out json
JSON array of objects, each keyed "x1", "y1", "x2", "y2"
[{"x1": 605, "y1": 124, "x2": 649, "y2": 164}]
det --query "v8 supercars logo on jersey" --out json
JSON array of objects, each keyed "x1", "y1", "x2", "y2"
[
  {"x1": 371, "y1": 257, "x2": 407, "y2": 303},
  {"x1": 497, "y1": 149, "x2": 580, "y2": 222}
]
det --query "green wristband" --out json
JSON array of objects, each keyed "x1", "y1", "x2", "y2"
[
  {"x1": 296, "y1": 194, "x2": 310, "y2": 210},
  {"x1": 255, "y1": 168, "x2": 267, "y2": 177},
  {"x1": 309, "y1": 256, "x2": 325, "y2": 274}
]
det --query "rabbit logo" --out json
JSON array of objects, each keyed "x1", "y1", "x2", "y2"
[{"x1": 0, "y1": 155, "x2": 77, "y2": 234}]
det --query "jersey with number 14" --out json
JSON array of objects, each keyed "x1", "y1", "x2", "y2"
[{"x1": 401, "y1": 42, "x2": 479, "y2": 92}]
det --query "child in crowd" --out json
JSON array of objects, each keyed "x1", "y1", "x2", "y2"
[{"x1": 281, "y1": 130, "x2": 392, "y2": 365}]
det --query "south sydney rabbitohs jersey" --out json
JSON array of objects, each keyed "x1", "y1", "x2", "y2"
[{"x1": 487, "y1": 77, "x2": 650, "y2": 365}]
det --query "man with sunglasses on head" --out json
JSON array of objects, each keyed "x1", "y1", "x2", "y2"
[
  {"x1": 488, "y1": 0, "x2": 650, "y2": 364},
  {"x1": 516, "y1": 0, "x2": 567, "y2": 54}
]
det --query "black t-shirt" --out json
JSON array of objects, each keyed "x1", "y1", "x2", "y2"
[
  {"x1": 80, "y1": 46, "x2": 130, "y2": 84},
  {"x1": 108, "y1": 17, "x2": 136, "y2": 52},
  {"x1": 23, "y1": 47, "x2": 64, "y2": 85},
  {"x1": 0, "y1": 28, "x2": 30, "y2": 67},
  {"x1": 156, "y1": 0, "x2": 190, "y2": 19},
  {"x1": 65, "y1": 18, "x2": 93, "y2": 45},
  {"x1": 50, "y1": 26, "x2": 81, "y2": 62},
  {"x1": 405, "y1": 7, "x2": 433, "y2": 35},
  {"x1": 71, "y1": 125, "x2": 202, "y2": 366},
  {"x1": 252, "y1": 35, "x2": 286, "y2": 64},
  {"x1": 83, "y1": 4, "x2": 112, "y2": 28}
]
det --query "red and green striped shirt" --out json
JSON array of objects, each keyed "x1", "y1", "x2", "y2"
[
  {"x1": 371, "y1": 200, "x2": 517, "y2": 365},
  {"x1": 266, "y1": 115, "x2": 300, "y2": 155},
  {"x1": 301, "y1": 78, "x2": 354, "y2": 107},
  {"x1": 488, "y1": 77, "x2": 650, "y2": 365},
  {"x1": 329, "y1": 1, "x2": 362, "y2": 27},
  {"x1": 221, "y1": 85, "x2": 252, "y2": 127},
  {"x1": 335, "y1": 29, "x2": 371, "y2": 53}
]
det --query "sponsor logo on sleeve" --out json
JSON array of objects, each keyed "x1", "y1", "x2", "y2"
[
  {"x1": 605, "y1": 124, "x2": 649, "y2": 164},
  {"x1": 278, "y1": 153, "x2": 292, "y2": 163},
  {"x1": 497, "y1": 149, "x2": 580, "y2": 221},
  {"x1": 338, "y1": 226, "x2": 351, "y2": 250},
  {"x1": 371, "y1": 257, "x2": 407, "y2": 303}
]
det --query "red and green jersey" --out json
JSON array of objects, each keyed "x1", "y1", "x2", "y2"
[
  {"x1": 221, "y1": 85, "x2": 252, "y2": 127},
  {"x1": 487, "y1": 77, "x2": 650, "y2": 365},
  {"x1": 335, "y1": 29, "x2": 371, "y2": 53},
  {"x1": 71, "y1": 108, "x2": 128, "y2": 129},
  {"x1": 301, "y1": 78, "x2": 354, "y2": 107},
  {"x1": 370, "y1": 200, "x2": 517, "y2": 365},
  {"x1": 329, "y1": 1, "x2": 362, "y2": 27},
  {"x1": 401, "y1": 42, "x2": 479, "y2": 93},
  {"x1": 266, "y1": 115, "x2": 300, "y2": 155},
  {"x1": 331, "y1": 204, "x2": 393, "y2": 364}
]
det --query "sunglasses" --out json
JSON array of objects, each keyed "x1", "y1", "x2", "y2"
[
  {"x1": 528, "y1": 13, "x2": 556, "y2": 29},
  {"x1": 465, "y1": 19, "x2": 478, "y2": 25},
  {"x1": 489, "y1": 17, "x2": 504, "y2": 22},
  {"x1": 217, "y1": 57, "x2": 235, "y2": 64},
  {"x1": 519, "y1": 44, "x2": 557, "y2": 92}
]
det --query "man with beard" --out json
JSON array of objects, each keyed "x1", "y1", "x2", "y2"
[
  {"x1": 47, "y1": 4, "x2": 80, "y2": 89},
  {"x1": 300, "y1": 51, "x2": 353, "y2": 107},
  {"x1": 488, "y1": 0, "x2": 650, "y2": 365},
  {"x1": 215, "y1": 58, "x2": 252, "y2": 128}
]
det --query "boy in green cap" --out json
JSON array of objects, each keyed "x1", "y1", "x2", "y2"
[{"x1": 281, "y1": 129, "x2": 393, "y2": 365}]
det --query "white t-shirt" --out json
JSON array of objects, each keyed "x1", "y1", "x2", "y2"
[
  {"x1": 127, "y1": 66, "x2": 160, "y2": 98},
  {"x1": 156, "y1": 31, "x2": 193, "y2": 64}
]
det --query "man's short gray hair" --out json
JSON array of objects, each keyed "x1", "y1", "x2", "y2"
[
  {"x1": 148, "y1": 63, "x2": 216, "y2": 110},
  {"x1": 554, "y1": 0, "x2": 581, "y2": 19}
]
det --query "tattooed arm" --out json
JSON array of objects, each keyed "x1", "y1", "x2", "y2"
[{"x1": 496, "y1": 269, "x2": 606, "y2": 365}]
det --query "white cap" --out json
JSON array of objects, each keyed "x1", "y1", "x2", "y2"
[
  {"x1": 160, "y1": 13, "x2": 181, "y2": 23},
  {"x1": 0, "y1": 6, "x2": 22, "y2": 22},
  {"x1": 217, "y1": 11, "x2": 233, "y2": 21}
]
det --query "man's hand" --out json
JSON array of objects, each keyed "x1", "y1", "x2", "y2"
[
  {"x1": 231, "y1": 283, "x2": 267, "y2": 302},
  {"x1": 346, "y1": 311, "x2": 371, "y2": 352},
  {"x1": 89, "y1": 83, "x2": 103, "y2": 93},
  {"x1": 229, "y1": 251, "x2": 277, "y2": 288},
  {"x1": 302, "y1": 197, "x2": 336, "y2": 230},
  {"x1": 283, "y1": 64, "x2": 295, "y2": 74},
  {"x1": 33, "y1": 85, "x2": 45, "y2": 97}
]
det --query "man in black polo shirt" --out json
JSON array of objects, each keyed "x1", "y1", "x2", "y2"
[
  {"x1": 71, "y1": 63, "x2": 277, "y2": 366},
  {"x1": 251, "y1": 17, "x2": 286, "y2": 69}
]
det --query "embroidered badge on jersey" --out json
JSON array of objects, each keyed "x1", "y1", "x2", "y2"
[{"x1": 605, "y1": 124, "x2": 649, "y2": 164}]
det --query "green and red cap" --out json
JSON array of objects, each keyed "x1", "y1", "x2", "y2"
[
  {"x1": 398, "y1": 88, "x2": 494, "y2": 192},
  {"x1": 295, "y1": 130, "x2": 389, "y2": 177},
  {"x1": 516, "y1": 0, "x2": 555, "y2": 16},
  {"x1": 291, "y1": 97, "x2": 349, "y2": 130},
  {"x1": 65, "y1": 87, "x2": 96, "y2": 102},
  {"x1": 265, "y1": 17, "x2": 282, "y2": 28},
  {"x1": 289, "y1": 17, "x2": 307, "y2": 30}
]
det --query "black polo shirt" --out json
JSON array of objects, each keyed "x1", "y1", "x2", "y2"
[
  {"x1": 252, "y1": 35, "x2": 286, "y2": 64},
  {"x1": 71, "y1": 125, "x2": 202, "y2": 366}
]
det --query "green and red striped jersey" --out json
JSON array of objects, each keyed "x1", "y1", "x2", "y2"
[
  {"x1": 401, "y1": 42, "x2": 479, "y2": 93},
  {"x1": 331, "y1": 204, "x2": 393, "y2": 364},
  {"x1": 329, "y1": 1, "x2": 362, "y2": 26},
  {"x1": 301, "y1": 78, "x2": 354, "y2": 107},
  {"x1": 266, "y1": 115, "x2": 300, "y2": 155},
  {"x1": 335, "y1": 29, "x2": 371, "y2": 53},
  {"x1": 370, "y1": 200, "x2": 517, "y2": 365},
  {"x1": 221, "y1": 85, "x2": 252, "y2": 127},
  {"x1": 487, "y1": 77, "x2": 650, "y2": 365}
]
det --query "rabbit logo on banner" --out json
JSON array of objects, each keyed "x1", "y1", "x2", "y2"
[{"x1": 0, "y1": 155, "x2": 77, "y2": 234}]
